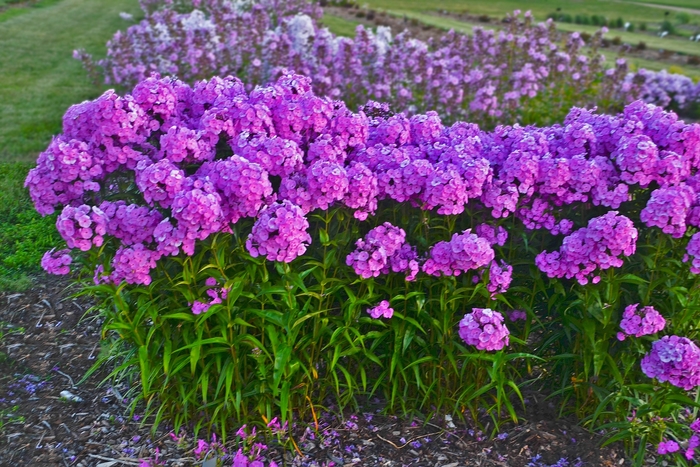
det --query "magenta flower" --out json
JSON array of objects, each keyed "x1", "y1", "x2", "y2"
[
  {"x1": 641, "y1": 336, "x2": 700, "y2": 391},
  {"x1": 458, "y1": 308, "x2": 510, "y2": 351},
  {"x1": 367, "y1": 300, "x2": 394, "y2": 319},
  {"x1": 41, "y1": 248, "x2": 72, "y2": 276},
  {"x1": 617, "y1": 304, "x2": 665, "y2": 341},
  {"x1": 246, "y1": 200, "x2": 311, "y2": 263}
]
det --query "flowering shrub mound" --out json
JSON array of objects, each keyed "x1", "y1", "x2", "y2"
[{"x1": 26, "y1": 72, "x2": 700, "y2": 460}]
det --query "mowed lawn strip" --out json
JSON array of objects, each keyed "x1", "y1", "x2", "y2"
[{"x1": 0, "y1": 0, "x2": 141, "y2": 164}]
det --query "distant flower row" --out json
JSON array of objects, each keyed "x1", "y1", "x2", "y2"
[{"x1": 78, "y1": 0, "x2": 699, "y2": 125}]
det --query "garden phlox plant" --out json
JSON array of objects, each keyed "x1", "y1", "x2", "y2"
[{"x1": 26, "y1": 68, "x2": 700, "y2": 463}]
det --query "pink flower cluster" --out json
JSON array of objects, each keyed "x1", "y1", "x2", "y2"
[
  {"x1": 423, "y1": 230, "x2": 495, "y2": 277},
  {"x1": 27, "y1": 70, "x2": 700, "y2": 296},
  {"x1": 56, "y1": 205, "x2": 108, "y2": 251},
  {"x1": 684, "y1": 232, "x2": 700, "y2": 274},
  {"x1": 535, "y1": 212, "x2": 638, "y2": 285},
  {"x1": 641, "y1": 335, "x2": 700, "y2": 391},
  {"x1": 246, "y1": 201, "x2": 311, "y2": 263},
  {"x1": 458, "y1": 308, "x2": 510, "y2": 351},
  {"x1": 41, "y1": 249, "x2": 72, "y2": 276},
  {"x1": 191, "y1": 277, "x2": 230, "y2": 315},
  {"x1": 346, "y1": 223, "x2": 416, "y2": 280},
  {"x1": 367, "y1": 300, "x2": 394, "y2": 319},
  {"x1": 617, "y1": 304, "x2": 666, "y2": 341}
]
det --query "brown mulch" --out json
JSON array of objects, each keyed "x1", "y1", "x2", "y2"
[{"x1": 0, "y1": 276, "x2": 634, "y2": 466}]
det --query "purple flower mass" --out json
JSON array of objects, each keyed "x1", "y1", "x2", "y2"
[
  {"x1": 346, "y1": 222, "x2": 416, "y2": 280},
  {"x1": 423, "y1": 230, "x2": 495, "y2": 277},
  {"x1": 641, "y1": 336, "x2": 700, "y2": 391},
  {"x1": 367, "y1": 300, "x2": 394, "y2": 319},
  {"x1": 41, "y1": 248, "x2": 72, "y2": 276},
  {"x1": 85, "y1": 0, "x2": 700, "y2": 124},
  {"x1": 458, "y1": 308, "x2": 510, "y2": 351}
]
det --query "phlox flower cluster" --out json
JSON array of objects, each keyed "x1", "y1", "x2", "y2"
[
  {"x1": 684, "y1": 232, "x2": 700, "y2": 274},
  {"x1": 246, "y1": 201, "x2": 311, "y2": 263},
  {"x1": 508, "y1": 310, "x2": 527, "y2": 322},
  {"x1": 367, "y1": 300, "x2": 394, "y2": 319},
  {"x1": 197, "y1": 156, "x2": 273, "y2": 223},
  {"x1": 626, "y1": 69, "x2": 700, "y2": 110},
  {"x1": 640, "y1": 184, "x2": 695, "y2": 238},
  {"x1": 111, "y1": 244, "x2": 159, "y2": 286},
  {"x1": 27, "y1": 69, "x2": 700, "y2": 296},
  {"x1": 423, "y1": 230, "x2": 495, "y2": 277},
  {"x1": 617, "y1": 303, "x2": 666, "y2": 341},
  {"x1": 41, "y1": 249, "x2": 72, "y2": 276},
  {"x1": 99, "y1": 201, "x2": 163, "y2": 245},
  {"x1": 657, "y1": 440, "x2": 680, "y2": 455},
  {"x1": 641, "y1": 335, "x2": 700, "y2": 391},
  {"x1": 56, "y1": 204, "x2": 108, "y2": 252},
  {"x1": 458, "y1": 308, "x2": 510, "y2": 351},
  {"x1": 24, "y1": 137, "x2": 102, "y2": 215},
  {"x1": 346, "y1": 223, "x2": 416, "y2": 280},
  {"x1": 535, "y1": 212, "x2": 638, "y2": 285},
  {"x1": 483, "y1": 260, "x2": 513, "y2": 296},
  {"x1": 475, "y1": 224, "x2": 508, "y2": 247},
  {"x1": 191, "y1": 277, "x2": 231, "y2": 315}
]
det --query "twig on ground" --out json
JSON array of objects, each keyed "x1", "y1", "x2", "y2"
[{"x1": 376, "y1": 430, "x2": 443, "y2": 449}]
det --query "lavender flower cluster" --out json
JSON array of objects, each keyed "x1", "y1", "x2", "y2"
[
  {"x1": 617, "y1": 303, "x2": 666, "y2": 341},
  {"x1": 535, "y1": 211, "x2": 638, "y2": 285},
  {"x1": 625, "y1": 69, "x2": 700, "y2": 111},
  {"x1": 81, "y1": 1, "x2": 640, "y2": 124},
  {"x1": 458, "y1": 308, "x2": 510, "y2": 351},
  {"x1": 641, "y1": 335, "x2": 700, "y2": 391}
]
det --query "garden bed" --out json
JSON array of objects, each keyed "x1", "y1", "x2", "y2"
[{"x1": 0, "y1": 276, "x2": 629, "y2": 466}]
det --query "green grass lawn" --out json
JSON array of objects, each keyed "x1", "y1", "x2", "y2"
[
  {"x1": 0, "y1": 0, "x2": 141, "y2": 290},
  {"x1": 637, "y1": 0, "x2": 700, "y2": 10},
  {"x1": 0, "y1": 0, "x2": 142, "y2": 164},
  {"x1": 320, "y1": 13, "x2": 364, "y2": 36}
]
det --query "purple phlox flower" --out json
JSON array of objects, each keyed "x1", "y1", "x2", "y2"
[
  {"x1": 367, "y1": 300, "x2": 394, "y2": 319},
  {"x1": 41, "y1": 248, "x2": 72, "y2": 276},
  {"x1": 641, "y1": 336, "x2": 700, "y2": 390},
  {"x1": 458, "y1": 308, "x2": 510, "y2": 351},
  {"x1": 658, "y1": 439, "x2": 680, "y2": 455},
  {"x1": 617, "y1": 303, "x2": 665, "y2": 340},
  {"x1": 246, "y1": 200, "x2": 312, "y2": 263},
  {"x1": 423, "y1": 229, "x2": 494, "y2": 277},
  {"x1": 535, "y1": 211, "x2": 637, "y2": 285},
  {"x1": 508, "y1": 310, "x2": 527, "y2": 322},
  {"x1": 346, "y1": 222, "x2": 417, "y2": 280}
]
